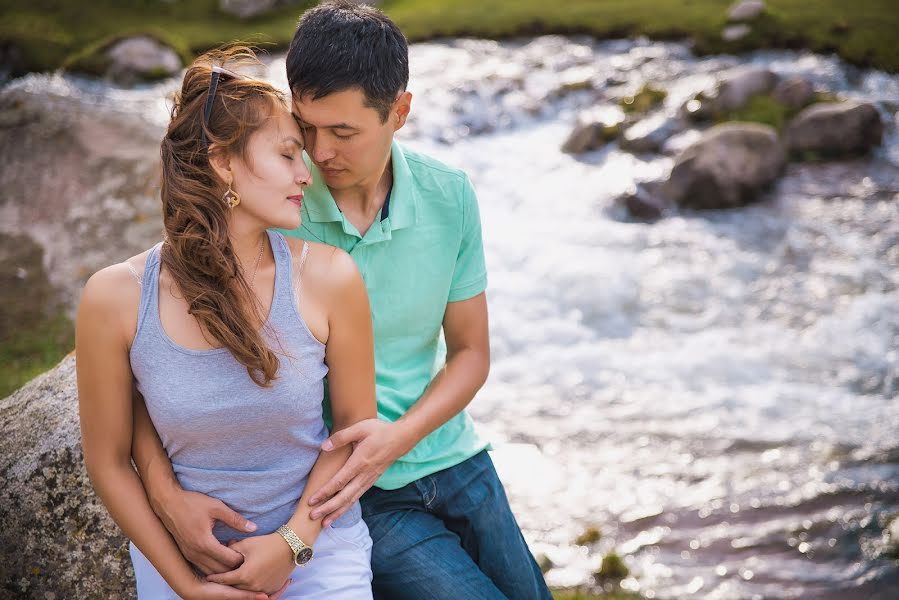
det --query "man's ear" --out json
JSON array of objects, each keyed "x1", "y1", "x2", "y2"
[
  {"x1": 393, "y1": 91, "x2": 413, "y2": 131},
  {"x1": 207, "y1": 146, "x2": 232, "y2": 185}
]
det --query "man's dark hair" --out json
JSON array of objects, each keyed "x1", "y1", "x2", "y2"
[{"x1": 286, "y1": 1, "x2": 409, "y2": 123}]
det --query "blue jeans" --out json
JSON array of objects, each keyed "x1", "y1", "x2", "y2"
[{"x1": 360, "y1": 450, "x2": 552, "y2": 600}]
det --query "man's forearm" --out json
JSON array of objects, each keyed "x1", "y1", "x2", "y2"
[
  {"x1": 132, "y1": 391, "x2": 181, "y2": 509},
  {"x1": 396, "y1": 345, "x2": 489, "y2": 450}
]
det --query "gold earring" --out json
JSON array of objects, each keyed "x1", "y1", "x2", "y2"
[{"x1": 222, "y1": 183, "x2": 240, "y2": 209}]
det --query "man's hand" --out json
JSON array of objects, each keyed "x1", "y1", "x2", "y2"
[
  {"x1": 151, "y1": 487, "x2": 258, "y2": 575},
  {"x1": 307, "y1": 419, "x2": 411, "y2": 526},
  {"x1": 205, "y1": 534, "x2": 295, "y2": 596}
]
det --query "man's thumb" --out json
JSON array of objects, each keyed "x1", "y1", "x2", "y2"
[
  {"x1": 213, "y1": 502, "x2": 257, "y2": 532},
  {"x1": 322, "y1": 423, "x2": 364, "y2": 451}
]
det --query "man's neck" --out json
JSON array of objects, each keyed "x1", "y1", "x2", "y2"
[{"x1": 331, "y1": 160, "x2": 393, "y2": 237}]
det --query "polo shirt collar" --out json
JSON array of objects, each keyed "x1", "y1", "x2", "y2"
[{"x1": 301, "y1": 140, "x2": 420, "y2": 233}]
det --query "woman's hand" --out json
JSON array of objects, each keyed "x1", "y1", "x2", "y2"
[
  {"x1": 181, "y1": 574, "x2": 290, "y2": 600},
  {"x1": 205, "y1": 534, "x2": 296, "y2": 595}
]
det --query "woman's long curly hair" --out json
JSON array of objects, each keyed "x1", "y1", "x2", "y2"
[{"x1": 160, "y1": 46, "x2": 285, "y2": 387}]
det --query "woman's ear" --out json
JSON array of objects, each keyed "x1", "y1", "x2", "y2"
[{"x1": 207, "y1": 146, "x2": 232, "y2": 185}]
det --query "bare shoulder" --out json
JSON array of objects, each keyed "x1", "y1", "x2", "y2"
[
  {"x1": 79, "y1": 249, "x2": 151, "y2": 323},
  {"x1": 293, "y1": 240, "x2": 362, "y2": 296}
]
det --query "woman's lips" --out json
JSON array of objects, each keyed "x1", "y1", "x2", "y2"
[{"x1": 287, "y1": 194, "x2": 303, "y2": 207}]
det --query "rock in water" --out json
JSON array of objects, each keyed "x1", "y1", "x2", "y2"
[
  {"x1": 561, "y1": 107, "x2": 625, "y2": 154},
  {"x1": 619, "y1": 113, "x2": 684, "y2": 154},
  {"x1": 682, "y1": 66, "x2": 778, "y2": 120},
  {"x1": 716, "y1": 66, "x2": 778, "y2": 112},
  {"x1": 0, "y1": 357, "x2": 136, "y2": 598},
  {"x1": 772, "y1": 76, "x2": 815, "y2": 110},
  {"x1": 785, "y1": 102, "x2": 884, "y2": 158},
  {"x1": 664, "y1": 123, "x2": 786, "y2": 209}
]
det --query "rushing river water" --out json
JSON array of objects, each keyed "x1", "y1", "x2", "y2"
[{"x1": 7, "y1": 35, "x2": 899, "y2": 599}]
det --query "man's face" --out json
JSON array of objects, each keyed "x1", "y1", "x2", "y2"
[{"x1": 291, "y1": 88, "x2": 410, "y2": 191}]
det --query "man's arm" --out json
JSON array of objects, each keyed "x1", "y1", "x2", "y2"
[
  {"x1": 132, "y1": 388, "x2": 256, "y2": 574},
  {"x1": 308, "y1": 172, "x2": 489, "y2": 525},
  {"x1": 308, "y1": 291, "x2": 489, "y2": 525}
]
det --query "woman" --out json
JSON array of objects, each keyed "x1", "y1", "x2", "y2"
[{"x1": 76, "y1": 46, "x2": 376, "y2": 599}]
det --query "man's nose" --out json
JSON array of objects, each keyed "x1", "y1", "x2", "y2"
[{"x1": 311, "y1": 136, "x2": 336, "y2": 163}]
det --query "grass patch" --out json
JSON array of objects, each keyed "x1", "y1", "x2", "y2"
[
  {"x1": 0, "y1": 233, "x2": 74, "y2": 399},
  {"x1": 0, "y1": 1, "x2": 897, "y2": 78},
  {"x1": 0, "y1": 311, "x2": 73, "y2": 399}
]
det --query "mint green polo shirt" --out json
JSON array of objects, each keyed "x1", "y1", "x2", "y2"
[{"x1": 280, "y1": 141, "x2": 490, "y2": 490}]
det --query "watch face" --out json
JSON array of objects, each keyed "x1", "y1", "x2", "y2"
[{"x1": 296, "y1": 547, "x2": 314, "y2": 565}]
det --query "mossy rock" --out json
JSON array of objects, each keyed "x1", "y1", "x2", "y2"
[
  {"x1": 620, "y1": 84, "x2": 667, "y2": 114},
  {"x1": 575, "y1": 526, "x2": 603, "y2": 545},
  {"x1": 537, "y1": 552, "x2": 555, "y2": 573},
  {"x1": 594, "y1": 552, "x2": 629, "y2": 583}
]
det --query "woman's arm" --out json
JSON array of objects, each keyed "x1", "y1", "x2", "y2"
[
  {"x1": 207, "y1": 247, "x2": 377, "y2": 593},
  {"x1": 132, "y1": 388, "x2": 252, "y2": 575},
  {"x1": 76, "y1": 265, "x2": 266, "y2": 600}
]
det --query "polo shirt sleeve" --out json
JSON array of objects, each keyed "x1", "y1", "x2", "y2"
[{"x1": 448, "y1": 175, "x2": 488, "y2": 302}]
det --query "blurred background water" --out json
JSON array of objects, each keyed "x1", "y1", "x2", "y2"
[{"x1": 3, "y1": 34, "x2": 898, "y2": 599}]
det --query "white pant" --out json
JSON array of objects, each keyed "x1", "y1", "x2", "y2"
[{"x1": 130, "y1": 519, "x2": 373, "y2": 599}]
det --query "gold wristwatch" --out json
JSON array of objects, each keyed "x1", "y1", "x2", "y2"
[{"x1": 276, "y1": 525, "x2": 314, "y2": 566}]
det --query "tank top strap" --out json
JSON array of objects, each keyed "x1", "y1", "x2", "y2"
[
  {"x1": 268, "y1": 230, "x2": 299, "y2": 317},
  {"x1": 135, "y1": 242, "x2": 163, "y2": 338}
]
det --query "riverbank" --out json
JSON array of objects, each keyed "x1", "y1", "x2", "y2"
[{"x1": 1, "y1": 0, "x2": 897, "y2": 78}]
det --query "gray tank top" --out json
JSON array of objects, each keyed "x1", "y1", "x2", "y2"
[{"x1": 129, "y1": 230, "x2": 361, "y2": 543}]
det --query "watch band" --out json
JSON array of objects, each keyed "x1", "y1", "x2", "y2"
[{"x1": 276, "y1": 525, "x2": 313, "y2": 566}]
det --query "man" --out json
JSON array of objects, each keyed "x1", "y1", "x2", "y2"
[{"x1": 135, "y1": 2, "x2": 551, "y2": 598}]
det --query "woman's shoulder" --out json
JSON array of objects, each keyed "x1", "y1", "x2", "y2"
[
  {"x1": 284, "y1": 238, "x2": 360, "y2": 294},
  {"x1": 80, "y1": 248, "x2": 155, "y2": 313}
]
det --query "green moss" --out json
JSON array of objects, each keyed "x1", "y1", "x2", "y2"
[
  {"x1": 575, "y1": 526, "x2": 603, "y2": 545},
  {"x1": 719, "y1": 93, "x2": 792, "y2": 130},
  {"x1": 0, "y1": 311, "x2": 73, "y2": 399},
  {"x1": 0, "y1": 1, "x2": 898, "y2": 78},
  {"x1": 620, "y1": 85, "x2": 667, "y2": 114},
  {"x1": 0, "y1": 233, "x2": 74, "y2": 399},
  {"x1": 594, "y1": 552, "x2": 629, "y2": 583}
]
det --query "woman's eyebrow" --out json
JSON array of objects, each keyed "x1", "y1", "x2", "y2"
[{"x1": 283, "y1": 136, "x2": 304, "y2": 148}]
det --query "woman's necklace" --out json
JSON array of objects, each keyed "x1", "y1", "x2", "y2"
[{"x1": 247, "y1": 232, "x2": 265, "y2": 289}]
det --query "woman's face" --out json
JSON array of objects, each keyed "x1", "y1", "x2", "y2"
[{"x1": 229, "y1": 104, "x2": 312, "y2": 231}]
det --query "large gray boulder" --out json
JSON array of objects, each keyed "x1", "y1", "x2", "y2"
[
  {"x1": 784, "y1": 102, "x2": 884, "y2": 158},
  {"x1": 0, "y1": 357, "x2": 135, "y2": 599},
  {"x1": 0, "y1": 84, "x2": 164, "y2": 323},
  {"x1": 105, "y1": 36, "x2": 182, "y2": 85},
  {"x1": 664, "y1": 123, "x2": 786, "y2": 210}
]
